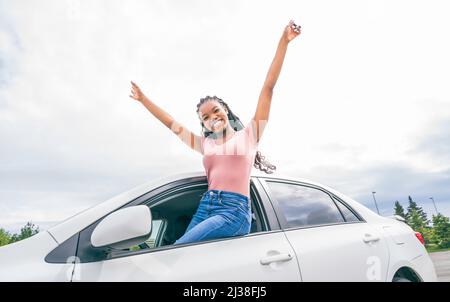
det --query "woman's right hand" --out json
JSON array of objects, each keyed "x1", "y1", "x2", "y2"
[{"x1": 129, "y1": 81, "x2": 147, "y2": 103}]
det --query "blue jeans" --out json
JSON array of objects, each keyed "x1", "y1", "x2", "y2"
[{"x1": 173, "y1": 189, "x2": 252, "y2": 245}]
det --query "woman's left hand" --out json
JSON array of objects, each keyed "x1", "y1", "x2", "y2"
[{"x1": 282, "y1": 19, "x2": 301, "y2": 43}]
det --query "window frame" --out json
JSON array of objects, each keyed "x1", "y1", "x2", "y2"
[
  {"x1": 259, "y1": 178, "x2": 366, "y2": 232},
  {"x1": 330, "y1": 194, "x2": 364, "y2": 223}
]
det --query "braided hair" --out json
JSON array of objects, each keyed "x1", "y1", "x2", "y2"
[{"x1": 196, "y1": 95, "x2": 276, "y2": 174}]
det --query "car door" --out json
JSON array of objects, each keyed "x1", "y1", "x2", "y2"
[
  {"x1": 260, "y1": 178, "x2": 389, "y2": 282},
  {"x1": 72, "y1": 179, "x2": 302, "y2": 281}
]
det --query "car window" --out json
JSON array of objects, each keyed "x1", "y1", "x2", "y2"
[
  {"x1": 266, "y1": 181, "x2": 345, "y2": 228},
  {"x1": 332, "y1": 196, "x2": 361, "y2": 222},
  {"x1": 128, "y1": 219, "x2": 164, "y2": 251}
]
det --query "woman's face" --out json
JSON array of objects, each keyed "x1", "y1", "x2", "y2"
[{"x1": 198, "y1": 100, "x2": 229, "y2": 133}]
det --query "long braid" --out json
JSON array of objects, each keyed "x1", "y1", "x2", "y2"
[{"x1": 196, "y1": 95, "x2": 276, "y2": 174}]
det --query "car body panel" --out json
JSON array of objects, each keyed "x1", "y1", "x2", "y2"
[
  {"x1": 0, "y1": 231, "x2": 74, "y2": 281},
  {"x1": 282, "y1": 223, "x2": 390, "y2": 281},
  {"x1": 73, "y1": 231, "x2": 301, "y2": 282},
  {"x1": 376, "y1": 217, "x2": 437, "y2": 281}
]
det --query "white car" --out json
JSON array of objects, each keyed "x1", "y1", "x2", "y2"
[{"x1": 0, "y1": 171, "x2": 437, "y2": 282}]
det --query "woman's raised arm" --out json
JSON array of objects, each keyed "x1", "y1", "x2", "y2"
[
  {"x1": 253, "y1": 20, "x2": 301, "y2": 142},
  {"x1": 129, "y1": 81, "x2": 203, "y2": 154}
]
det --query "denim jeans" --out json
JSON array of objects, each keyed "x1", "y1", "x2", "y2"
[{"x1": 173, "y1": 189, "x2": 252, "y2": 245}]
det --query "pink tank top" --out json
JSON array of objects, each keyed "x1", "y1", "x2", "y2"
[{"x1": 200, "y1": 120, "x2": 259, "y2": 198}]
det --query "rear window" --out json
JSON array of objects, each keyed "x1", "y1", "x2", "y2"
[{"x1": 266, "y1": 181, "x2": 345, "y2": 228}]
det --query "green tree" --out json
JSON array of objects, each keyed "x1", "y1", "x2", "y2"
[
  {"x1": 432, "y1": 214, "x2": 450, "y2": 248},
  {"x1": 406, "y1": 195, "x2": 429, "y2": 226},
  {"x1": 407, "y1": 209, "x2": 426, "y2": 230},
  {"x1": 420, "y1": 227, "x2": 434, "y2": 246},
  {"x1": 406, "y1": 208, "x2": 432, "y2": 244},
  {"x1": 394, "y1": 201, "x2": 406, "y2": 218},
  {"x1": 9, "y1": 222, "x2": 40, "y2": 243},
  {"x1": 0, "y1": 228, "x2": 11, "y2": 247}
]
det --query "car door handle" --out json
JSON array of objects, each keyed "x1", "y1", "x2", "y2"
[
  {"x1": 260, "y1": 253, "x2": 293, "y2": 265},
  {"x1": 363, "y1": 233, "x2": 380, "y2": 243}
]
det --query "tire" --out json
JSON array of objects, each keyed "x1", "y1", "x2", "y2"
[{"x1": 393, "y1": 276, "x2": 412, "y2": 282}]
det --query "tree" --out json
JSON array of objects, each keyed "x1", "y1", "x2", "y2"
[
  {"x1": 0, "y1": 228, "x2": 11, "y2": 247},
  {"x1": 406, "y1": 195, "x2": 429, "y2": 226},
  {"x1": 407, "y1": 209, "x2": 426, "y2": 230},
  {"x1": 9, "y1": 222, "x2": 40, "y2": 243},
  {"x1": 394, "y1": 201, "x2": 406, "y2": 218},
  {"x1": 432, "y1": 214, "x2": 450, "y2": 248},
  {"x1": 406, "y1": 208, "x2": 433, "y2": 245}
]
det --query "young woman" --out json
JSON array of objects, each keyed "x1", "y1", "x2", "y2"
[{"x1": 129, "y1": 20, "x2": 301, "y2": 245}]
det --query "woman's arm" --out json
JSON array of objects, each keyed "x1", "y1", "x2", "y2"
[
  {"x1": 130, "y1": 81, "x2": 203, "y2": 154},
  {"x1": 253, "y1": 20, "x2": 301, "y2": 142}
]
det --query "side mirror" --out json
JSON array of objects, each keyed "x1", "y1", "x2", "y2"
[{"x1": 91, "y1": 205, "x2": 152, "y2": 249}]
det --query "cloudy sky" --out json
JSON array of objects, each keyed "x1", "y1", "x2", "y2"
[{"x1": 1, "y1": 0, "x2": 449, "y2": 233}]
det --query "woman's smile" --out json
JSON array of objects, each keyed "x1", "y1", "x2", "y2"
[{"x1": 210, "y1": 119, "x2": 224, "y2": 130}]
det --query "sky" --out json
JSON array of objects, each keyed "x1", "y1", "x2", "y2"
[{"x1": 1, "y1": 0, "x2": 449, "y2": 234}]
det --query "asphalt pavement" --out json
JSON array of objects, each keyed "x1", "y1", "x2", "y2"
[{"x1": 429, "y1": 250, "x2": 450, "y2": 282}]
